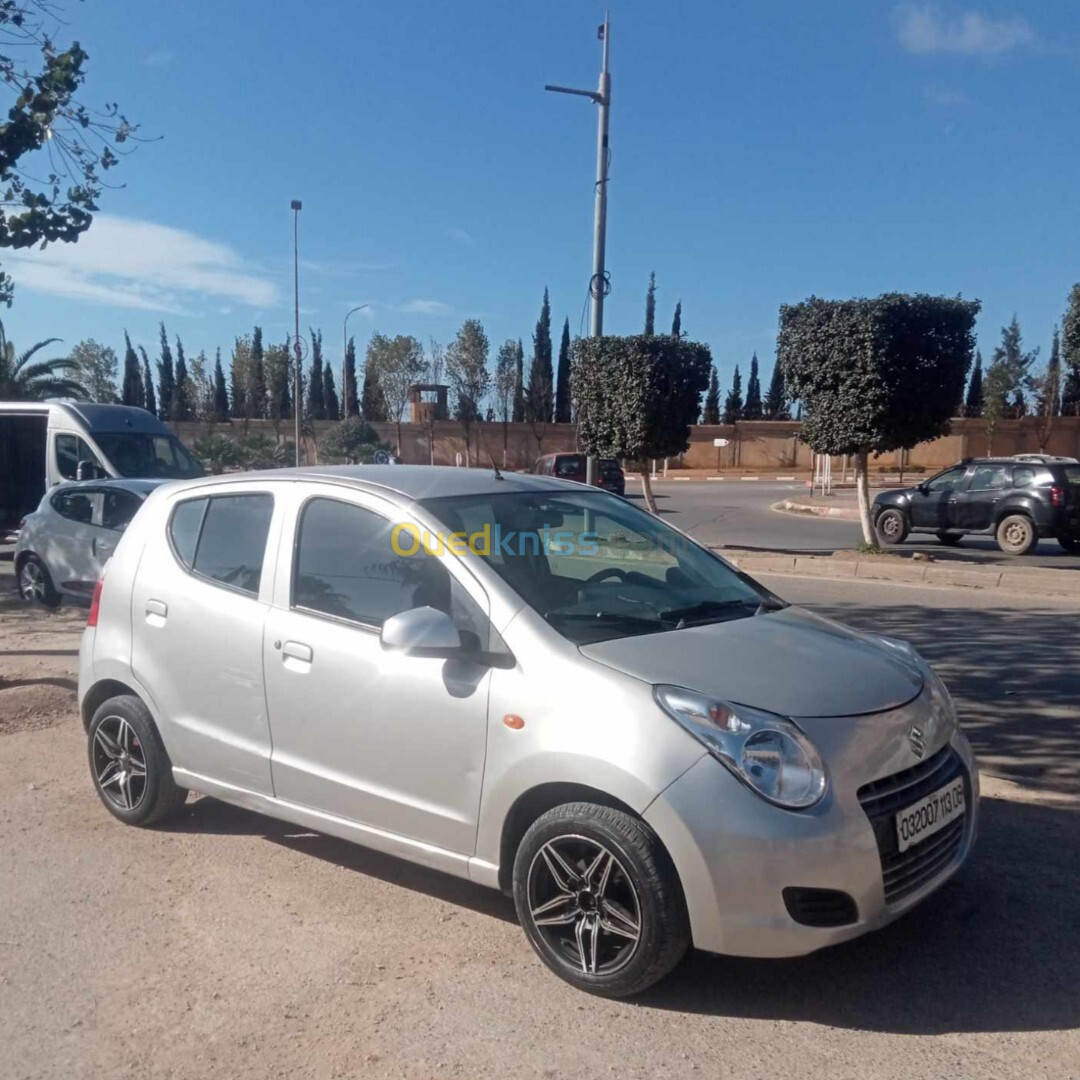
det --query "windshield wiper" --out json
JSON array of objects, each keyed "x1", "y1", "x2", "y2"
[
  {"x1": 545, "y1": 610, "x2": 663, "y2": 629},
  {"x1": 659, "y1": 599, "x2": 759, "y2": 628}
]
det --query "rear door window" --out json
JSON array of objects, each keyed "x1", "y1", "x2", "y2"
[
  {"x1": 101, "y1": 490, "x2": 143, "y2": 531},
  {"x1": 969, "y1": 464, "x2": 1008, "y2": 490},
  {"x1": 167, "y1": 493, "x2": 273, "y2": 596}
]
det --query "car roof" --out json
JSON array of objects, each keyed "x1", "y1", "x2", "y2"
[
  {"x1": 157, "y1": 464, "x2": 578, "y2": 503},
  {"x1": 56, "y1": 402, "x2": 172, "y2": 435},
  {"x1": 50, "y1": 478, "x2": 171, "y2": 498}
]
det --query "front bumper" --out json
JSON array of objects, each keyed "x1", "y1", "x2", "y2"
[{"x1": 644, "y1": 726, "x2": 979, "y2": 959}]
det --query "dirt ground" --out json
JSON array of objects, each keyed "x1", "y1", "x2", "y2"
[{"x1": 1, "y1": 559, "x2": 1078, "y2": 1080}]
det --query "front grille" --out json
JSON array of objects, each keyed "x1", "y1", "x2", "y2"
[
  {"x1": 858, "y1": 746, "x2": 968, "y2": 906},
  {"x1": 783, "y1": 887, "x2": 859, "y2": 928}
]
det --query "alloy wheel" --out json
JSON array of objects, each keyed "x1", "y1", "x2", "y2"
[
  {"x1": 1004, "y1": 521, "x2": 1029, "y2": 547},
  {"x1": 18, "y1": 561, "x2": 45, "y2": 603},
  {"x1": 880, "y1": 514, "x2": 901, "y2": 540},
  {"x1": 91, "y1": 716, "x2": 148, "y2": 812},
  {"x1": 526, "y1": 834, "x2": 642, "y2": 976}
]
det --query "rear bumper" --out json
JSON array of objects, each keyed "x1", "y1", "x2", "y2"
[{"x1": 644, "y1": 730, "x2": 979, "y2": 958}]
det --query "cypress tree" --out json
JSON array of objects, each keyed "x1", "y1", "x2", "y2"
[
  {"x1": 723, "y1": 365, "x2": 743, "y2": 424},
  {"x1": 139, "y1": 347, "x2": 156, "y2": 418},
  {"x1": 306, "y1": 328, "x2": 325, "y2": 420},
  {"x1": 361, "y1": 358, "x2": 388, "y2": 421},
  {"x1": 249, "y1": 325, "x2": 266, "y2": 419},
  {"x1": 512, "y1": 339, "x2": 525, "y2": 422},
  {"x1": 121, "y1": 331, "x2": 143, "y2": 408},
  {"x1": 1063, "y1": 284, "x2": 1080, "y2": 416},
  {"x1": 323, "y1": 364, "x2": 340, "y2": 421},
  {"x1": 671, "y1": 301, "x2": 682, "y2": 338},
  {"x1": 212, "y1": 349, "x2": 229, "y2": 421},
  {"x1": 526, "y1": 288, "x2": 553, "y2": 422},
  {"x1": 764, "y1": 360, "x2": 788, "y2": 419},
  {"x1": 703, "y1": 365, "x2": 720, "y2": 424},
  {"x1": 554, "y1": 317, "x2": 572, "y2": 423},
  {"x1": 644, "y1": 272, "x2": 656, "y2": 335},
  {"x1": 173, "y1": 336, "x2": 191, "y2": 421},
  {"x1": 743, "y1": 352, "x2": 763, "y2": 419},
  {"x1": 964, "y1": 350, "x2": 984, "y2": 418},
  {"x1": 344, "y1": 336, "x2": 359, "y2": 417},
  {"x1": 156, "y1": 322, "x2": 175, "y2": 421}
]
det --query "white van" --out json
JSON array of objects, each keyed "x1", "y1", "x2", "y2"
[{"x1": 0, "y1": 402, "x2": 202, "y2": 535}]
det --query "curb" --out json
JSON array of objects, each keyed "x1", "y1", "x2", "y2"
[{"x1": 717, "y1": 549, "x2": 1080, "y2": 599}]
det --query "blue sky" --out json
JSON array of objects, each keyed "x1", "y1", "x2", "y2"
[{"x1": 5, "y1": 0, "x2": 1079, "y2": 390}]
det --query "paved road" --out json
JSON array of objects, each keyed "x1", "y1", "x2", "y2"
[
  {"x1": 627, "y1": 480, "x2": 1080, "y2": 571},
  {"x1": 2, "y1": 573, "x2": 1078, "y2": 1080}
]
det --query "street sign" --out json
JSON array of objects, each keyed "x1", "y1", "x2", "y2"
[
  {"x1": 373, "y1": 449, "x2": 391, "y2": 465},
  {"x1": 713, "y1": 438, "x2": 730, "y2": 448}
]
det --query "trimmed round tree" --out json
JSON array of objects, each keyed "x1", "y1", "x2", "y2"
[
  {"x1": 571, "y1": 334, "x2": 712, "y2": 513},
  {"x1": 778, "y1": 293, "x2": 979, "y2": 544}
]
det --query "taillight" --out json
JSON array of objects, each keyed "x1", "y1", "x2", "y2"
[
  {"x1": 1051, "y1": 486, "x2": 1065, "y2": 509},
  {"x1": 87, "y1": 578, "x2": 104, "y2": 627}
]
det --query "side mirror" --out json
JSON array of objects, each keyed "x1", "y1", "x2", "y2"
[
  {"x1": 380, "y1": 606, "x2": 462, "y2": 658},
  {"x1": 916, "y1": 482, "x2": 928, "y2": 495},
  {"x1": 76, "y1": 460, "x2": 106, "y2": 481}
]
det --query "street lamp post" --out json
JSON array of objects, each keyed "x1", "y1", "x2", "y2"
[
  {"x1": 546, "y1": 13, "x2": 611, "y2": 488},
  {"x1": 291, "y1": 199, "x2": 303, "y2": 467},
  {"x1": 343, "y1": 304, "x2": 369, "y2": 419}
]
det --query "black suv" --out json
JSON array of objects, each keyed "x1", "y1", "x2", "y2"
[{"x1": 872, "y1": 458, "x2": 1080, "y2": 555}]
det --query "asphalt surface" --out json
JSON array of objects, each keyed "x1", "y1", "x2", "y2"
[
  {"x1": 629, "y1": 480, "x2": 1080, "y2": 571},
  {"x1": 2, "y1": 571, "x2": 1078, "y2": 1079}
]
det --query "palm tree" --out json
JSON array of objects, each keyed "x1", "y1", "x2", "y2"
[{"x1": 0, "y1": 321, "x2": 87, "y2": 400}]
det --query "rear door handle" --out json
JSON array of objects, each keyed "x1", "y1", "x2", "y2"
[{"x1": 145, "y1": 599, "x2": 168, "y2": 626}]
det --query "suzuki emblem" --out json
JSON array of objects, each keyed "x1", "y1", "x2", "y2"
[{"x1": 909, "y1": 725, "x2": 926, "y2": 759}]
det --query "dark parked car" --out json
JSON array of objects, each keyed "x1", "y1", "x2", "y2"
[
  {"x1": 873, "y1": 458, "x2": 1080, "y2": 555},
  {"x1": 533, "y1": 452, "x2": 626, "y2": 496}
]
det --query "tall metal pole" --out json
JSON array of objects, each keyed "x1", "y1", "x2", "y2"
[
  {"x1": 546, "y1": 14, "x2": 611, "y2": 487},
  {"x1": 343, "y1": 304, "x2": 369, "y2": 419},
  {"x1": 291, "y1": 200, "x2": 302, "y2": 467}
]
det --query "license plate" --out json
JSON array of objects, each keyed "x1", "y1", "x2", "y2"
[{"x1": 895, "y1": 778, "x2": 965, "y2": 853}]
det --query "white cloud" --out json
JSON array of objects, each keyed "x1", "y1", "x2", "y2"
[
  {"x1": 142, "y1": 50, "x2": 174, "y2": 68},
  {"x1": 446, "y1": 227, "x2": 475, "y2": 246},
  {"x1": 6, "y1": 214, "x2": 278, "y2": 314},
  {"x1": 398, "y1": 298, "x2": 453, "y2": 315},
  {"x1": 923, "y1": 82, "x2": 969, "y2": 106},
  {"x1": 894, "y1": 5, "x2": 1036, "y2": 55}
]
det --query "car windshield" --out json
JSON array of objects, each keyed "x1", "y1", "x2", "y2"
[
  {"x1": 421, "y1": 489, "x2": 775, "y2": 645},
  {"x1": 94, "y1": 432, "x2": 203, "y2": 480}
]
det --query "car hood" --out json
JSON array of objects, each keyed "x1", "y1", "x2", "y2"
[{"x1": 579, "y1": 605, "x2": 923, "y2": 718}]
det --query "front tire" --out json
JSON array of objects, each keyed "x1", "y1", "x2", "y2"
[
  {"x1": 996, "y1": 514, "x2": 1037, "y2": 556},
  {"x1": 876, "y1": 508, "x2": 909, "y2": 546},
  {"x1": 17, "y1": 554, "x2": 61, "y2": 608},
  {"x1": 513, "y1": 802, "x2": 689, "y2": 998},
  {"x1": 88, "y1": 695, "x2": 186, "y2": 826}
]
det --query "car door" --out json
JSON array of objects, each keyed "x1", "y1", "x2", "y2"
[
  {"x1": 263, "y1": 486, "x2": 492, "y2": 854},
  {"x1": 87, "y1": 487, "x2": 144, "y2": 576},
  {"x1": 957, "y1": 463, "x2": 1009, "y2": 529},
  {"x1": 908, "y1": 465, "x2": 970, "y2": 529},
  {"x1": 44, "y1": 488, "x2": 102, "y2": 596},
  {"x1": 130, "y1": 485, "x2": 280, "y2": 795}
]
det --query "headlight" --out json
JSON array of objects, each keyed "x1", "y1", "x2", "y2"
[{"x1": 654, "y1": 686, "x2": 827, "y2": 809}]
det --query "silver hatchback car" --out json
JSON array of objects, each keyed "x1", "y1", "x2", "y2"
[{"x1": 79, "y1": 466, "x2": 978, "y2": 997}]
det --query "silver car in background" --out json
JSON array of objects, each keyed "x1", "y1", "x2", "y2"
[
  {"x1": 16, "y1": 479, "x2": 165, "y2": 607},
  {"x1": 78, "y1": 466, "x2": 979, "y2": 997}
]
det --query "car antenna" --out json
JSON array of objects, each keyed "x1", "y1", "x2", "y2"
[{"x1": 477, "y1": 427, "x2": 504, "y2": 480}]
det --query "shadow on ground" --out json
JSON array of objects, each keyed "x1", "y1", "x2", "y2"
[
  {"x1": 172, "y1": 791, "x2": 1078, "y2": 1035},
  {"x1": 788, "y1": 599, "x2": 1080, "y2": 792}
]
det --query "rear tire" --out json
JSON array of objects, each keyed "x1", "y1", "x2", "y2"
[
  {"x1": 87, "y1": 695, "x2": 186, "y2": 827},
  {"x1": 17, "y1": 554, "x2": 61, "y2": 608},
  {"x1": 995, "y1": 514, "x2": 1037, "y2": 556},
  {"x1": 875, "y1": 508, "x2": 909, "y2": 546},
  {"x1": 513, "y1": 802, "x2": 689, "y2": 998},
  {"x1": 936, "y1": 531, "x2": 963, "y2": 546},
  {"x1": 1058, "y1": 535, "x2": 1080, "y2": 554}
]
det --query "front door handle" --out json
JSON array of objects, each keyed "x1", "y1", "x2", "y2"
[{"x1": 282, "y1": 641, "x2": 313, "y2": 663}]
